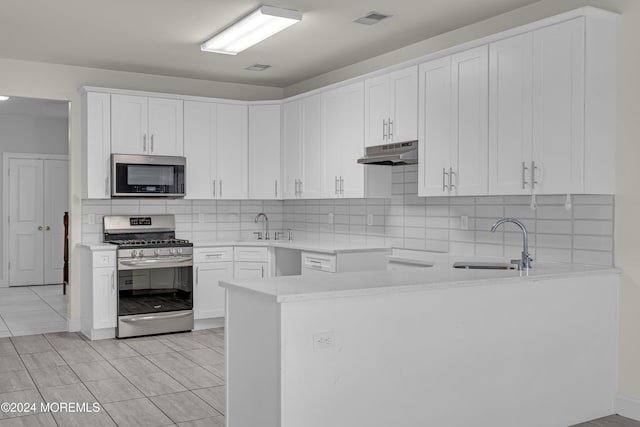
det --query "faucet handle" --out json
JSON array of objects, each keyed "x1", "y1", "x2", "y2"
[
  {"x1": 253, "y1": 231, "x2": 263, "y2": 240},
  {"x1": 274, "y1": 231, "x2": 284, "y2": 241},
  {"x1": 287, "y1": 228, "x2": 294, "y2": 242}
]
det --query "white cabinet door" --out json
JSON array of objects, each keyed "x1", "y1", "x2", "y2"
[
  {"x1": 249, "y1": 104, "x2": 281, "y2": 199},
  {"x1": 451, "y1": 45, "x2": 489, "y2": 196},
  {"x1": 184, "y1": 101, "x2": 215, "y2": 199},
  {"x1": 194, "y1": 261, "x2": 233, "y2": 319},
  {"x1": 147, "y1": 97, "x2": 184, "y2": 156},
  {"x1": 93, "y1": 267, "x2": 116, "y2": 329},
  {"x1": 82, "y1": 91, "x2": 111, "y2": 199},
  {"x1": 488, "y1": 32, "x2": 533, "y2": 195},
  {"x1": 282, "y1": 100, "x2": 302, "y2": 199},
  {"x1": 44, "y1": 160, "x2": 68, "y2": 284},
  {"x1": 234, "y1": 261, "x2": 267, "y2": 280},
  {"x1": 532, "y1": 18, "x2": 585, "y2": 194},
  {"x1": 216, "y1": 104, "x2": 248, "y2": 199},
  {"x1": 364, "y1": 67, "x2": 418, "y2": 147},
  {"x1": 364, "y1": 74, "x2": 389, "y2": 147},
  {"x1": 419, "y1": 56, "x2": 452, "y2": 197},
  {"x1": 389, "y1": 66, "x2": 418, "y2": 144},
  {"x1": 300, "y1": 94, "x2": 323, "y2": 199},
  {"x1": 111, "y1": 94, "x2": 148, "y2": 154},
  {"x1": 322, "y1": 82, "x2": 365, "y2": 198}
]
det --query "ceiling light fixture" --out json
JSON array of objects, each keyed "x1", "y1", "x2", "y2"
[
  {"x1": 201, "y1": 5, "x2": 302, "y2": 55},
  {"x1": 0, "y1": 96, "x2": 9, "y2": 101}
]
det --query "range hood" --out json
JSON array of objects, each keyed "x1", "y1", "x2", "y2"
[{"x1": 357, "y1": 141, "x2": 418, "y2": 165}]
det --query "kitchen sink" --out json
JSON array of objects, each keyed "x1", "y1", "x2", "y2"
[{"x1": 452, "y1": 261, "x2": 517, "y2": 270}]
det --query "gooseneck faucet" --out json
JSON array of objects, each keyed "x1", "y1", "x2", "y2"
[
  {"x1": 490, "y1": 218, "x2": 532, "y2": 270},
  {"x1": 255, "y1": 212, "x2": 270, "y2": 240}
]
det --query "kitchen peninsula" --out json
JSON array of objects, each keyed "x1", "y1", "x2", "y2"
[{"x1": 221, "y1": 262, "x2": 619, "y2": 427}]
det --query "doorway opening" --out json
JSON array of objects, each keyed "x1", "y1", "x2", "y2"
[{"x1": 0, "y1": 96, "x2": 69, "y2": 337}]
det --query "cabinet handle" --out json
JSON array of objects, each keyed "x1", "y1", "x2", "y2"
[
  {"x1": 195, "y1": 267, "x2": 199, "y2": 285},
  {"x1": 150, "y1": 135, "x2": 154, "y2": 153},
  {"x1": 111, "y1": 272, "x2": 115, "y2": 291},
  {"x1": 531, "y1": 161, "x2": 538, "y2": 190},
  {"x1": 275, "y1": 180, "x2": 278, "y2": 198},
  {"x1": 213, "y1": 180, "x2": 216, "y2": 197},
  {"x1": 335, "y1": 176, "x2": 339, "y2": 195},
  {"x1": 143, "y1": 134, "x2": 147, "y2": 152},
  {"x1": 522, "y1": 162, "x2": 529, "y2": 190},
  {"x1": 383, "y1": 120, "x2": 387, "y2": 140},
  {"x1": 388, "y1": 118, "x2": 393, "y2": 140},
  {"x1": 340, "y1": 176, "x2": 344, "y2": 195},
  {"x1": 261, "y1": 265, "x2": 264, "y2": 278},
  {"x1": 449, "y1": 167, "x2": 456, "y2": 191},
  {"x1": 298, "y1": 179, "x2": 302, "y2": 196},
  {"x1": 442, "y1": 168, "x2": 449, "y2": 192},
  {"x1": 105, "y1": 177, "x2": 109, "y2": 197},
  {"x1": 219, "y1": 180, "x2": 222, "y2": 197}
]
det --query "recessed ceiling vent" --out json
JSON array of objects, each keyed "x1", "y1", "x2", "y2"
[
  {"x1": 353, "y1": 11, "x2": 391, "y2": 26},
  {"x1": 245, "y1": 64, "x2": 272, "y2": 71}
]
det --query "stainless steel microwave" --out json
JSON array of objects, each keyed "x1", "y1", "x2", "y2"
[{"x1": 111, "y1": 154, "x2": 186, "y2": 197}]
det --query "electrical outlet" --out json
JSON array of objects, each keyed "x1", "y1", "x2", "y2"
[
  {"x1": 460, "y1": 215, "x2": 468, "y2": 230},
  {"x1": 198, "y1": 213, "x2": 205, "y2": 223},
  {"x1": 313, "y1": 331, "x2": 335, "y2": 350},
  {"x1": 88, "y1": 214, "x2": 95, "y2": 225},
  {"x1": 367, "y1": 214, "x2": 374, "y2": 226},
  {"x1": 328, "y1": 212, "x2": 334, "y2": 224}
]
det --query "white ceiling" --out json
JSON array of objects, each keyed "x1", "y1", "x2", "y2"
[{"x1": 0, "y1": 0, "x2": 542, "y2": 88}]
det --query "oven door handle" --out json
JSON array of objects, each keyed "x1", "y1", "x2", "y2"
[{"x1": 118, "y1": 256, "x2": 193, "y2": 269}]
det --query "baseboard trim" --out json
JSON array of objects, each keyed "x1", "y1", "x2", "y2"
[{"x1": 616, "y1": 394, "x2": 640, "y2": 421}]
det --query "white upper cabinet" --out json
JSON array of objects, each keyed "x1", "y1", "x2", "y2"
[
  {"x1": 489, "y1": 16, "x2": 615, "y2": 195},
  {"x1": 419, "y1": 46, "x2": 488, "y2": 197},
  {"x1": 282, "y1": 94, "x2": 323, "y2": 200},
  {"x1": 322, "y1": 82, "x2": 391, "y2": 198},
  {"x1": 111, "y1": 94, "x2": 183, "y2": 156},
  {"x1": 184, "y1": 101, "x2": 248, "y2": 199},
  {"x1": 82, "y1": 91, "x2": 111, "y2": 199},
  {"x1": 249, "y1": 104, "x2": 281, "y2": 200},
  {"x1": 364, "y1": 66, "x2": 418, "y2": 147}
]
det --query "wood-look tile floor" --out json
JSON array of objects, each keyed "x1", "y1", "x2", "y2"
[
  {"x1": 0, "y1": 327, "x2": 636, "y2": 426},
  {"x1": 0, "y1": 329, "x2": 225, "y2": 426}
]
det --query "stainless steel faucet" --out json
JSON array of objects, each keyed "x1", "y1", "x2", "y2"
[
  {"x1": 490, "y1": 218, "x2": 532, "y2": 270},
  {"x1": 254, "y1": 212, "x2": 269, "y2": 240}
]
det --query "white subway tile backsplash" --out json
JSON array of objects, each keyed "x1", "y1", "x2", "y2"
[
  {"x1": 573, "y1": 220, "x2": 613, "y2": 236},
  {"x1": 573, "y1": 205, "x2": 614, "y2": 220}
]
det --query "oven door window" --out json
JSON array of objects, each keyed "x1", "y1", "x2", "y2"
[{"x1": 118, "y1": 266, "x2": 192, "y2": 316}]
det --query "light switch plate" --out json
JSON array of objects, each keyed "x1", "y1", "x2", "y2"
[
  {"x1": 367, "y1": 214, "x2": 374, "y2": 226},
  {"x1": 313, "y1": 331, "x2": 335, "y2": 350},
  {"x1": 198, "y1": 213, "x2": 205, "y2": 223},
  {"x1": 88, "y1": 214, "x2": 95, "y2": 225},
  {"x1": 328, "y1": 212, "x2": 334, "y2": 224},
  {"x1": 460, "y1": 215, "x2": 468, "y2": 230}
]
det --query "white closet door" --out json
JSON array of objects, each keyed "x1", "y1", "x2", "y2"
[
  {"x1": 44, "y1": 160, "x2": 68, "y2": 284},
  {"x1": 9, "y1": 158, "x2": 45, "y2": 286}
]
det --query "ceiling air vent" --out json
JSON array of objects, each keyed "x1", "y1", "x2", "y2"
[
  {"x1": 353, "y1": 11, "x2": 391, "y2": 26},
  {"x1": 245, "y1": 64, "x2": 271, "y2": 71}
]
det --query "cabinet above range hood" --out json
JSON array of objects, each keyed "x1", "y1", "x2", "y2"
[{"x1": 357, "y1": 141, "x2": 418, "y2": 166}]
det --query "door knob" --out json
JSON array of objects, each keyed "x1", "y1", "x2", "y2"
[
  {"x1": 45, "y1": 226, "x2": 50, "y2": 231},
  {"x1": 38, "y1": 226, "x2": 43, "y2": 231}
]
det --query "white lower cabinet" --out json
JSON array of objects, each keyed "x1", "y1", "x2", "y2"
[
  {"x1": 194, "y1": 247, "x2": 233, "y2": 319},
  {"x1": 234, "y1": 261, "x2": 268, "y2": 279},
  {"x1": 234, "y1": 246, "x2": 269, "y2": 279},
  {"x1": 80, "y1": 246, "x2": 117, "y2": 340}
]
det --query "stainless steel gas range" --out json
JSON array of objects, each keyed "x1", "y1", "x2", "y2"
[{"x1": 103, "y1": 215, "x2": 194, "y2": 338}]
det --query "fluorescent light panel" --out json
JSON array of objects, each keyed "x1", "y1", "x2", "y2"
[{"x1": 201, "y1": 5, "x2": 302, "y2": 55}]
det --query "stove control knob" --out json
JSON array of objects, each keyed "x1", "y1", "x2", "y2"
[
  {"x1": 154, "y1": 249, "x2": 160, "y2": 256},
  {"x1": 177, "y1": 248, "x2": 183, "y2": 255},
  {"x1": 139, "y1": 250, "x2": 144, "y2": 257},
  {"x1": 169, "y1": 248, "x2": 176, "y2": 255},
  {"x1": 131, "y1": 250, "x2": 137, "y2": 258}
]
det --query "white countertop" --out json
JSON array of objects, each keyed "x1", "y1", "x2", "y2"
[
  {"x1": 78, "y1": 242, "x2": 117, "y2": 251},
  {"x1": 220, "y1": 258, "x2": 619, "y2": 303},
  {"x1": 193, "y1": 240, "x2": 390, "y2": 254}
]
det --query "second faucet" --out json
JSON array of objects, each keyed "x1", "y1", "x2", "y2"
[{"x1": 255, "y1": 212, "x2": 269, "y2": 240}]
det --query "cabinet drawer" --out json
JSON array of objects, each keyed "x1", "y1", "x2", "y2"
[
  {"x1": 93, "y1": 251, "x2": 116, "y2": 267},
  {"x1": 195, "y1": 247, "x2": 234, "y2": 263},
  {"x1": 234, "y1": 246, "x2": 268, "y2": 262},
  {"x1": 301, "y1": 252, "x2": 337, "y2": 273}
]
